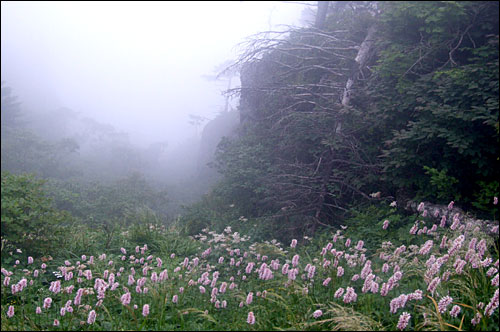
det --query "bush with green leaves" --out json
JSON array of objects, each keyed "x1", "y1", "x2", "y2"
[{"x1": 1, "y1": 171, "x2": 72, "y2": 258}]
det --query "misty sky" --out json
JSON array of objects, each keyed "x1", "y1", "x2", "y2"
[{"x1": 1, "y1": 1, "x2": 307, "y2": 147}]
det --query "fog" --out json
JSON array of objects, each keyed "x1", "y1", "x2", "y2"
[
  {"x1": 1, "y1": 1, "x2": 306, "y2": 147},
  {"x1": 1, "y1": 1, "x2": 311, "y2": 216}
]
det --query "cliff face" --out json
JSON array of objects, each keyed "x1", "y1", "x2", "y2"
[
  {"x1": 239, "y1": 61, "x2": 266, "y2": 126},
  {"x1": 197, "y1": 109, "x2": 239, "y2": 183}
]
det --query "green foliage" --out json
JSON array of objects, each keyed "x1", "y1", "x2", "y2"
[
  {"x1": 366, "y1": 1, "x2": 499, "y2": 206},
  {"x1": 0, "y1": 171, "x2": 71, "y2": 258},
  {"x1": 44, "y1": 172, "x2": 169, "y2": 227},
  {"x1": 422, "y1": 166, "x2": 460, "y2": 202},
  {"x1": 343, "y1": 202, "x2": 419, "y2": 255},
  {"x1": 1, "y1": 81, "x2": 23, "y2": 132},
  {"x1": 472, "y1": 180, "x2": 499, "y2": 213},
  {"x1": 213, "y1": 135, "x2": 272, "y2": 217},
  {"x1": 197, "y1": 1, "x2": 500, "y2": 241},
  {"x1": 1, "y1": 129, "x2": 81, "y2": 179}
]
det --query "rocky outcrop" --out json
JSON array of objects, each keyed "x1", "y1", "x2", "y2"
[{"x1": 197, "y1": 110, "x2": 239, "y2": 181}]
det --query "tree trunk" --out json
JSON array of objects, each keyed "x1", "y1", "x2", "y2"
[
  {"x1": 315, "y1": 1, "x2": 330, "y2": 29},
  {"x1": 341, "y1": 25, "x2": 377, "y2": 107}
]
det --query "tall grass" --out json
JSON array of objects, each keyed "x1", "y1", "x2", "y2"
[{"x1": 1, "y1": 201, "x2": 498, "y2": 331}]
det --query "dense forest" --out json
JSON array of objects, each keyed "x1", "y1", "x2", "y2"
[{"x1": 1, "y1": 1, "x2": 499, "y2": 331}]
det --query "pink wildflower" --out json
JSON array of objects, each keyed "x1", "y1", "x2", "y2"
[
  {"x1": 87, "y1": 310, "x2": 96, "y2": 324},
  {"x1": 313, "y1": 309, "x2": 322, "y2": 318},
  {"x1": 390, "y1": 294, "x2": 408, "y2": 313},
  {"x1": 282, "y1": 263, "x2": 289, "y2": 275},
  {"x1": 427, "y1": 277, "x2": 441, "y2": 295},
  {"x1": 53, "y1": 319, "x2": 60, "y2": 326},
  {"x1": 307, "y1": 265, "x2": 316, "y2": 279},
  {"x1": 172, "y1": 295, "x2": 178, "y2": 304},
  {"x1": 450, "y1": 213, "x2": 461, "y2": 230},
  {"x1": 292, "y1": 254, "x2": 299, "y2": 267},
  {"x1": 246, "y1": 292, "x2": 253, "y2": 305},
  {"x1": 409, "y1": 224, "x2": 418, "y2": 234},
  {"x1": 440, "y1": 215, "x2": 447, "y2": 227},
  {"x1": 128, "y1": 274, "x2": 135, "y2": 285},
  {"x1": 471, "y1": 312, "x2": 481, "y2": 325},
  {"x1": 7, "y1": 305, "x2": 14, "y2": 318},
  {"x1": 290, "y1": 239, "x2": 297, "y2": 248},
  {"x1": 419, "y1": 240, "x2": 434, "y2": 255},
  {"x1": 121, "y1": 292, "x2": 131, "y2": 306},
  {"x1": 28, "y1": 256, "x2": 34, "y2": 264},
  {"x1": 383, "y1": 220, "x2": 390, "y2": 229},
  {"x1": 219, "y1": 282, "x2": 227, "y2": 293},
  {"x1": 477, "y1": 239, "x2": 487, "y2": 257},
  {"x1": 484, "y1": 288, "x2": 499, "y2": 317},
  {"x1": 142, "y1": 304, "x2": 150, "y2": 317},
  {"x1": 449, "y1": 305, "x2": 461, "y2": 318},
  {"x1": 43, "y1": 297, "x2": 52, "y2": 309},
  {"x1": 245, "y1": 262, "x2": 255, "y2": 274},
  {"x1": 360, "y1": 260, "x2": 372, "y2": 279},
  {"x1": 334, "y1": 287, "x2": 344, "y2": 298},
  {"x1": 448, "y1": 235, "x2": 465, "y2": 256},
  {"x1": 491, "y1": 273, "x2": 499, "y2": 287},
  {"x1": 438, "y1": 296, "x2": 453, "y2": 313},
  {"x1": 486, "y1": 267, "x2": 498, "y2": 277},
  {"x1": 247, "y1": 311, "x2": 255, "y2": 325},
  {"x1": 343, "y1": 287, "x2": 357, "y2": 303},
  {"x1": 408, "y1": 290, "x2": 423, "y2": 301},
  {"x1": 440, "y1": 235, "x2": 448, "y2": 249},
  {"x1": 333, "y1": 234, "x2": 338, "y2": 242},
  {"x1": 397, "y1": 312, "x2": 411, "y2": 330}
]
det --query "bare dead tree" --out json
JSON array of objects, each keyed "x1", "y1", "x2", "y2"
[{"x1": 221, "y1": 5, "x2": 383, "y2": 231}]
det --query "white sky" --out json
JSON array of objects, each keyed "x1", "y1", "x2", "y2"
[{"x1": 1, "y1": 1, "x2": 308, "y2": 147}]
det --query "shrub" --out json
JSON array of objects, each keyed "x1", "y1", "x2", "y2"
[{"x1": 1, "y1": 171, "x2": 71, "y2": 258}]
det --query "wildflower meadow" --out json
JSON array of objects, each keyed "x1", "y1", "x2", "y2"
[{"x1": 1, "y1": 199, "x2": 499, "y2": 331}]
